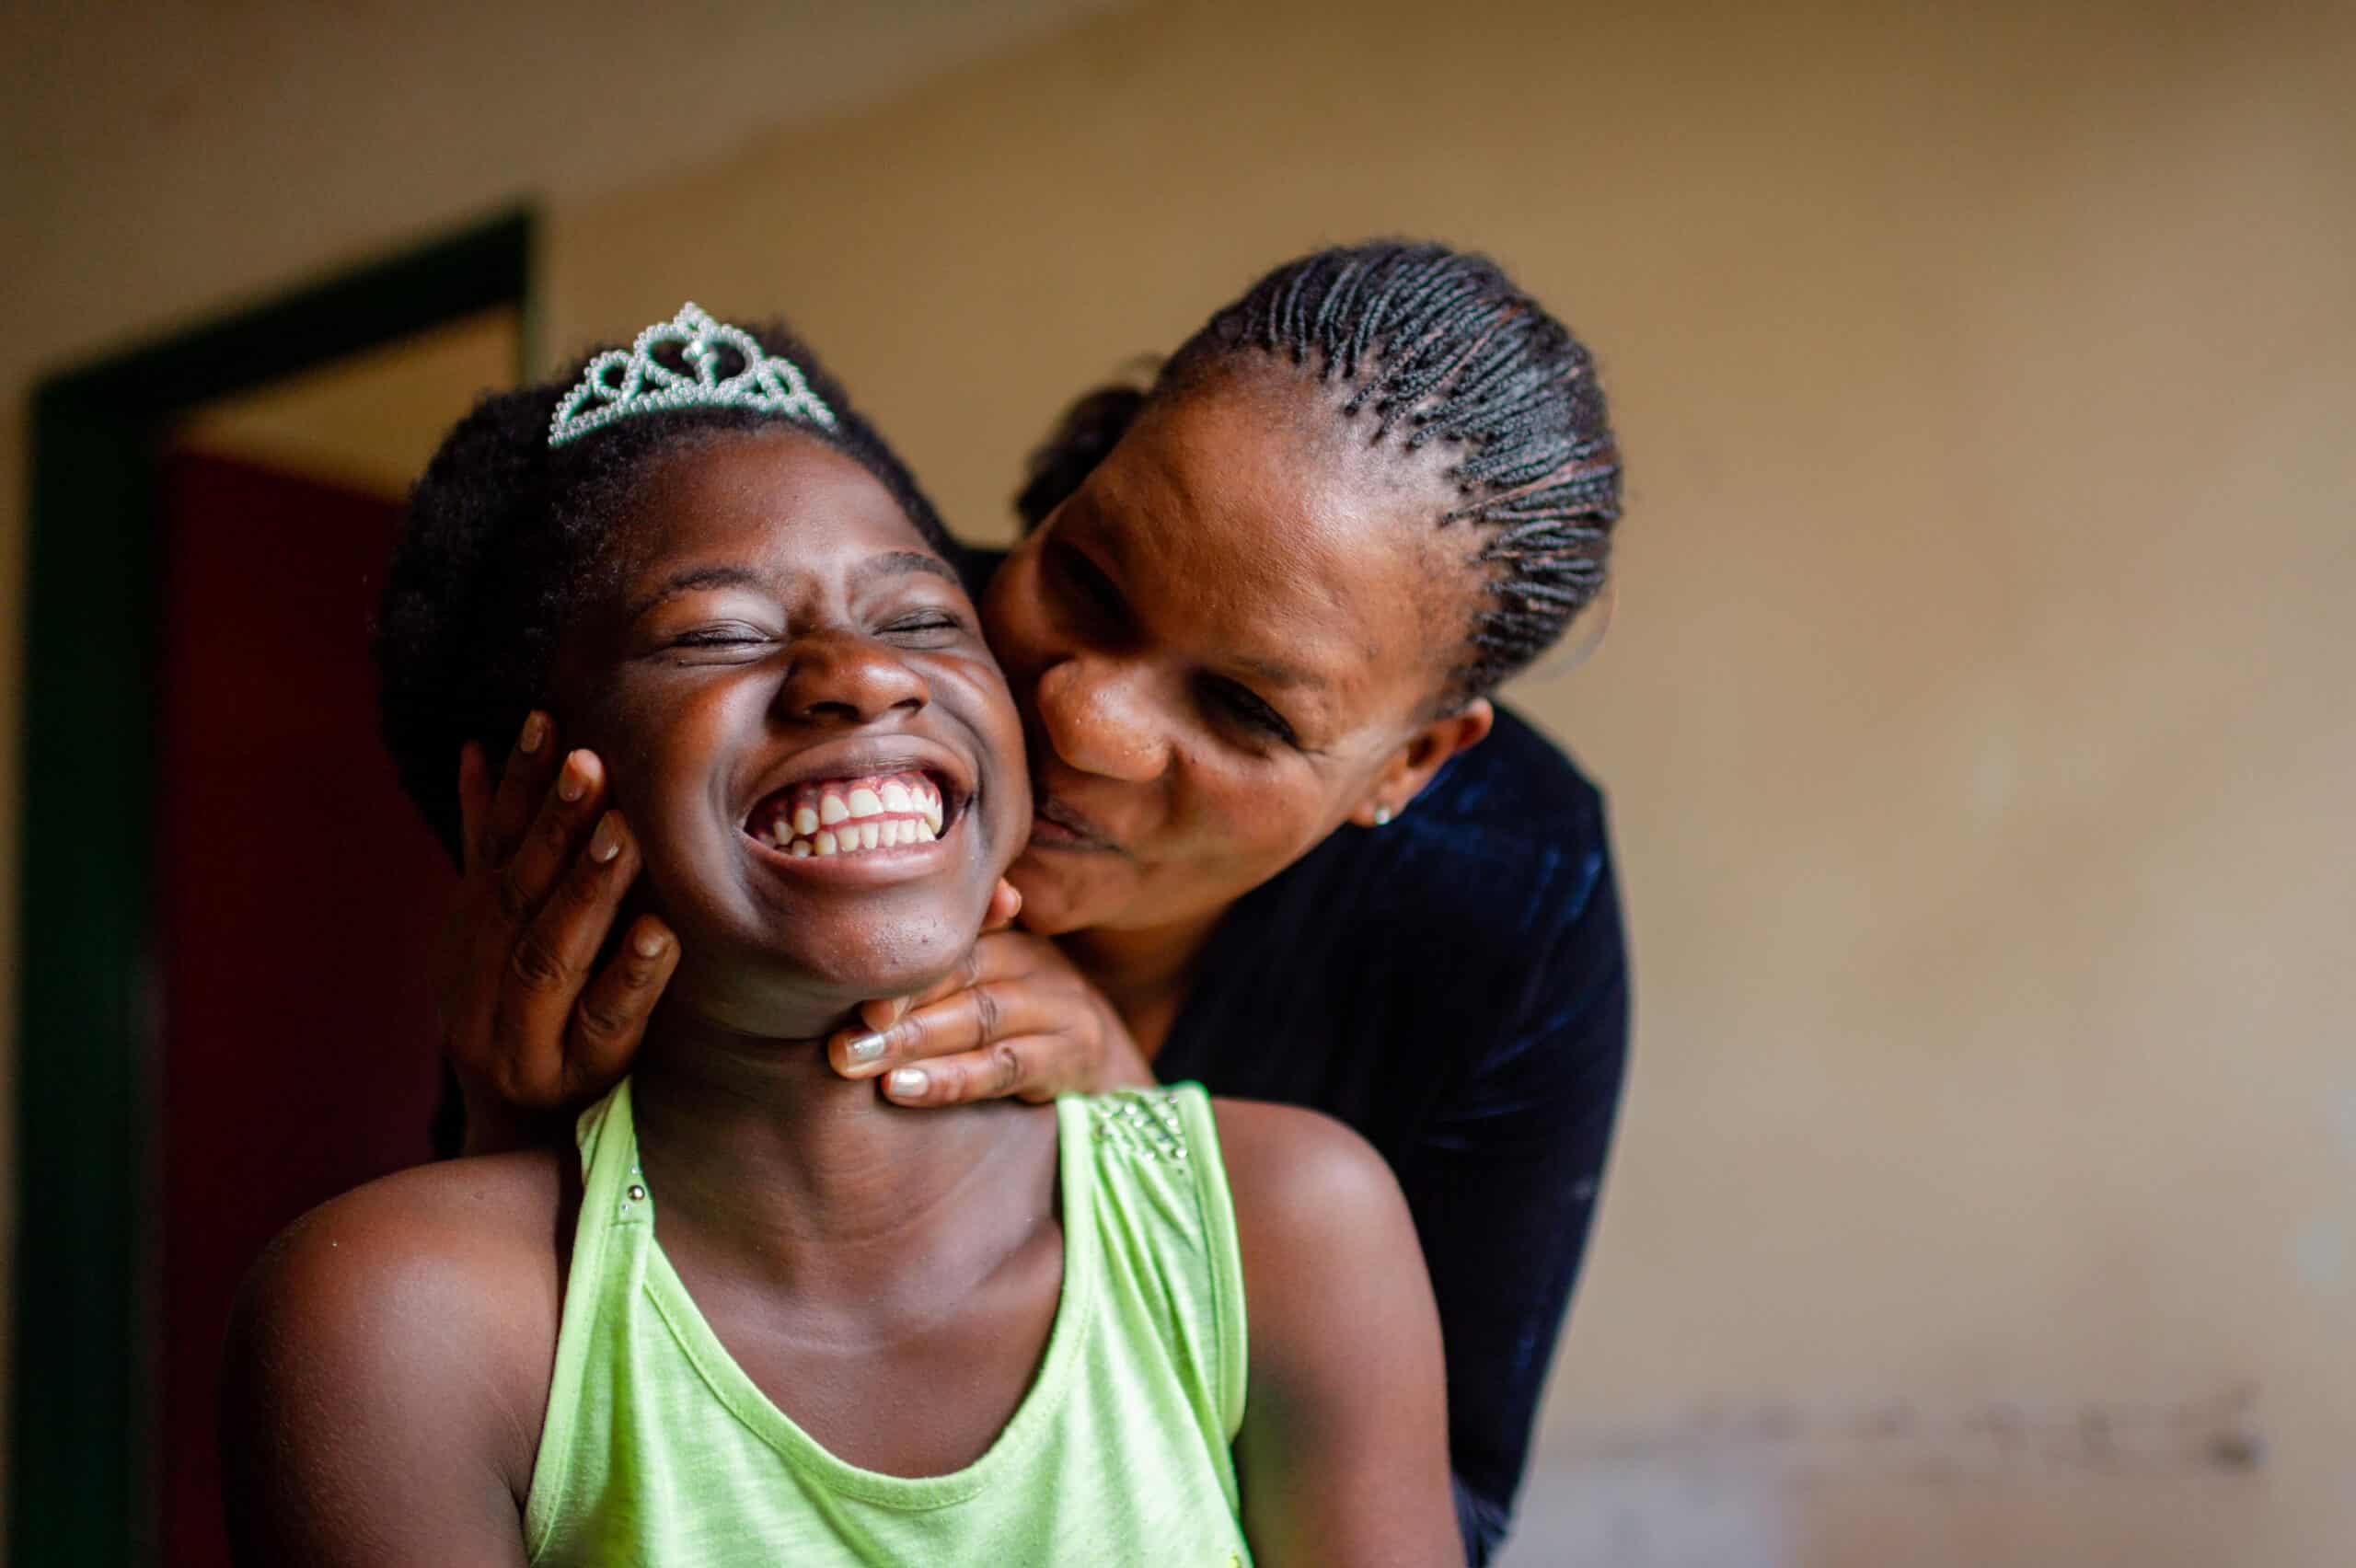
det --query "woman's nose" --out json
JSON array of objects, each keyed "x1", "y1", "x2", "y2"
[
  {"x1": 1034, "y1": 656, "x2": 1168, "y2": 782},
  {"x1": 776, "y1": 630, "x2": 930, "y2": 726}
]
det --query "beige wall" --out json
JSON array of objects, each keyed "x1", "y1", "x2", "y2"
[
  {"x1": 9, "y1": 0, "x2": 2353, "y2": 1562},
  {"x1": 175, "y1": 310, "x2": 521, "y2": 498}
]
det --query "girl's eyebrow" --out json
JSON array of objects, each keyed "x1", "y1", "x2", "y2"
[
  {"x1": 624, "y1": 564, "x2": 762, "y2": 623},
  {"x1": 625, "y1": 551, "x2": 957, "y2": 625},
  {"x1": 850, "y1": 550, "x2": 962, "y2": 592}
]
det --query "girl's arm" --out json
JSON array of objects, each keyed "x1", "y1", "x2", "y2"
[
  {"x1": 1217, "y1": 1101, "x2": 1463, "y2": 1568},
  {"x1": 220, "y1": 1159, "x2": 556, "y2": 1565}
]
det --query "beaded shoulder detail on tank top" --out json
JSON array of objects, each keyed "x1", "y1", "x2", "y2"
[{"x1": 1086, "y1": 1088, "x2": 1192, "y2": 1166}]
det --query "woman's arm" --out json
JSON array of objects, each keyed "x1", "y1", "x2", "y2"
[
  {"x1": 1217, "y1": 1101, "x2": 1463, "y2": 1568},
  {"x1": 220, "y1": 1160, "x2": 557, "y2": 1565}
]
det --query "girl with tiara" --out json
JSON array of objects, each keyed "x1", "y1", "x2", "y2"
[{"x1": 222, "y1": 308, "x2": 1461, "y2": 1565}]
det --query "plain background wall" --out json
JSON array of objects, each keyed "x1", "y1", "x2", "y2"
[
  {"x1": 176, "y1": 312, "x2": 522, "y2": 498},
  {"x1": 7, "y1": 0, "x2": 2352, "y2": 1561}
]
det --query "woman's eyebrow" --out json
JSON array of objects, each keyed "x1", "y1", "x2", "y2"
[
  {"x1": 624, "y1": 564, "x2": 763, "y2": 623},
  {"x1": 1230, "y1": 651, "x2": 1315, "y2": 688}
]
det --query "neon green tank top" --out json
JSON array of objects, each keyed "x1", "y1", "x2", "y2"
[{"x1": 524, "y1": 1079, "x2": 1253, "y2": 1566}]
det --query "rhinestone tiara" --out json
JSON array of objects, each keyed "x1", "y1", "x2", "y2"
[{"x1": 548, "y1": 302, "x2": 837, "y2": 448}]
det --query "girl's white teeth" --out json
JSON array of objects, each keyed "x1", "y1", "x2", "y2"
[{"x1": 749, "y1": 770, "x2": 952, "y2": 859}]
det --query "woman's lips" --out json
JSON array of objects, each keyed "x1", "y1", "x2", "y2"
[{"x1": 1029, "y1": 793, "x2": 1120, "y2": 853}]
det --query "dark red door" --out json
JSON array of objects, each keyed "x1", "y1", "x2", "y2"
[{"x1": 155, "y1": 450, "x2": 454, "y2": 1565}]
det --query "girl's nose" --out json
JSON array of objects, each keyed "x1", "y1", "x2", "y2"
[
  {"x1": 776, "y1": 630, "x2": 930, "y2": 726},
  {"x1": 1033, "y1": 656, "x2": 1168, "y2": 782}
]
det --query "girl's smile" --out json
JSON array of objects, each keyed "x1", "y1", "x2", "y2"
[{"x1": 738, "y1": 751, "x2": 964, "y2": 879}]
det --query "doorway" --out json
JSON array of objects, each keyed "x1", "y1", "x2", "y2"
[{"x1": 12, "y1": 213, "x2": 532, "y2": 1567}]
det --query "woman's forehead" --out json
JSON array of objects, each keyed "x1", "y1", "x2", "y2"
[{"x1": 1085, "y1": 391, "x2": 1468, "y2": 700}]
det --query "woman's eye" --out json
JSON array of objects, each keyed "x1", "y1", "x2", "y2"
[
  {"x1": 1204, "y1": 676, "x2": 1299, "y2": 747},
  {"x1": 1046, "y1": 541, "x2": 1130, "y2": 634}
]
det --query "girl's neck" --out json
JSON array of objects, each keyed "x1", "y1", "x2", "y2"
[
  {"x1": 627, "y1": 1004, "x2": 1053, "y2": 1304},
  {"x1": 1055, "y1": 908, "x2": 1225, "y2": 1058}
]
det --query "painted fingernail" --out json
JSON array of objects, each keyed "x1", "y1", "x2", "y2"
[
  {"x1": 559, "y1": 751, "x2": 591, "y2": 801},
  {"x1": 886, "y1": 1067, "x2": 928, "y2": 1098},
  {"x1": 590, "y1": 813, "x2": 624, "y2": 863},
  {"x1": 519, "y1": 711, "x2": 549, "y2": 755},
  {"x1": 846, "y1": 1032, "x2": 888, "y2": 1066},
  {"x1": 631, "y1": 928, "x2": 667, "y2": 961}
]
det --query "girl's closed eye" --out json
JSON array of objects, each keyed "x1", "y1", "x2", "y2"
[
  {"x1": 661, "y1": 621, "x2": 777, "y2": 661},
  {"x1": 673, "y1": 625, "x2": 769, "y2": 646},
  {"x1": 874, "y1": 606, "x2": 972, "y2": 649}
]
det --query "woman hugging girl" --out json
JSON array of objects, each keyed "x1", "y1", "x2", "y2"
[{"x1": 220, "y1": 308, "x2": 1461, "y2": 1566}]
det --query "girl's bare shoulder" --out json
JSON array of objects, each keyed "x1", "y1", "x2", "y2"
[
  {"x1": 242, "y1": 1148, "x2": 572, "y2": 1320},
  {"x1": 224, "y1": 1148, "x2": 574, "y2": 1504}
]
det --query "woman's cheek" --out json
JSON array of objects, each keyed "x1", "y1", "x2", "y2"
[
  {"x1": 1005, "y1": 849, "x2": 1126, "y2": 936},
  {"x1": 978, "y1": 559, "x2": 1051, "y2": 687}
]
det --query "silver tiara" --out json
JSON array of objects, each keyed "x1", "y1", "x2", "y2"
[{"x1": 548, "y1": 302, "x2": 837, "y2": 447}]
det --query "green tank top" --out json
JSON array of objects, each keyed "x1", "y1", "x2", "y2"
[{"x1": 524, "y1": 1079, "x2": 1253, "y2": 1566}]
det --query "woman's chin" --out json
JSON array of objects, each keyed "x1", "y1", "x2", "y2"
[{"x1": 1004, "y1": 856, "x2": 1104, "y2": 936}]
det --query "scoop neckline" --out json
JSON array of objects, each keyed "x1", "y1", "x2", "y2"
[{"x1": 626, "y1": 1086, "x2": 1099, "y2": 1511}]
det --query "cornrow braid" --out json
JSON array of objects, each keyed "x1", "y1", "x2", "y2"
[
  {"x1": 1020, "y1": 242, "x2": 1621, "y2": 703},
  {"x1": 1172, "y1": 242, "x2": 1619, "y2": 700}
]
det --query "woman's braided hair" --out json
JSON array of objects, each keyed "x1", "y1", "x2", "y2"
[
  {"x1": 376, "y1": 318, "x2": 957, "y2": 864},
  {"x1": 1018, "y1": 241, "x2": 1621, "y2": 703}
]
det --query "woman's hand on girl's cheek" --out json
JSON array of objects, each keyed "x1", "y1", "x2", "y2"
[
  {"x1": 436, "y1": 713, "x2": 678, "y2": 1153},
  {"x1": 826, "y1": 922, "x2": 1155, "y2": 1107}
]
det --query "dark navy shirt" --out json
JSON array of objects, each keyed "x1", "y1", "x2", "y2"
[{"x1": 1155, "y1": 704, "x2": 1629, "y2": 1564}]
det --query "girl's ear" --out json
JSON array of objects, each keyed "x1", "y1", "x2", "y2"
[{"x1": 1348, "y1": 698, "x2": 1493, "y2": 827}]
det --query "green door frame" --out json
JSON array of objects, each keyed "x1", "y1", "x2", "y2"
[{"x1": 10, "y1": 209, "x2": 534, "y2": 1565}]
